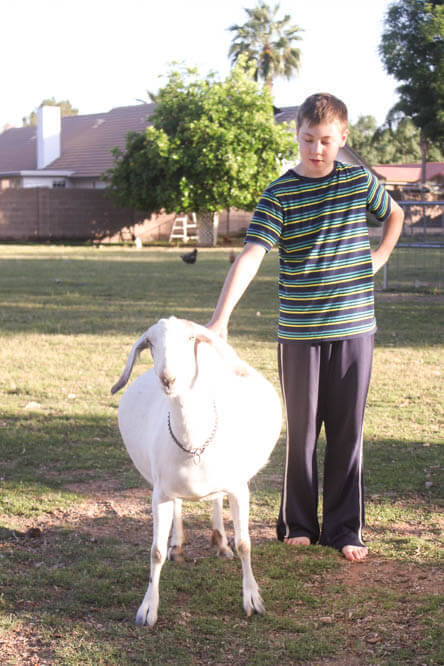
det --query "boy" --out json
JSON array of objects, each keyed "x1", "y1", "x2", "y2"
[{"x1": 208, "y1": 93, "x2": 404, "y2": 562}]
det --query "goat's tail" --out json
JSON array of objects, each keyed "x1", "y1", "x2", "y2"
[{"x1": 111, "y1": 334, "x2": 151, "y2": 394}]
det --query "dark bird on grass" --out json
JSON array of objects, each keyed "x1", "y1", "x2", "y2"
[
  {"x1": 181, "y1": 248, "x2": 198, "y2": 264},
  {"x1": 229, "y1": 250, "x2": 236, "y2": 264}
]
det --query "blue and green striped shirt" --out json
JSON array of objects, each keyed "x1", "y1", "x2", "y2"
[{"x1": 245, "y1": 162, "x2": 392, "y2": 342}]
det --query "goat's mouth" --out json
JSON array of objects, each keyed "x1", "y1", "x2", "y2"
[{"x1": 158, "y1": 380, "x2": 178, "y2": 397}]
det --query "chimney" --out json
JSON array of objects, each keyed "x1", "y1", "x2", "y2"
[{"x1": 37, "y1": 105, "x2": 61, "y2": 169}]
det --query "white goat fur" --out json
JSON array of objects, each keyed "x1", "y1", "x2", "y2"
[{"x1": 111, "y1": 317, "x2": 282, "y2": 627}]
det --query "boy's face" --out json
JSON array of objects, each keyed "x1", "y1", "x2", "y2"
[{"x1": 296, "y1": 119, "x2": 348, "y2": 178}]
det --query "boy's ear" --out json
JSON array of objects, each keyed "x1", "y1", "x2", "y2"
[{"x1": 341, "y1": 127, "x2": 349, "y2": 146}]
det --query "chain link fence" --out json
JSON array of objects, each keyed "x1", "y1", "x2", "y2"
[{"x1": 371, "y1": 201, "x2": 443, "y2": 293}]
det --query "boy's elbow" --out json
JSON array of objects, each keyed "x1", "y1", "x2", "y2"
[
  {"x1": 242, "y1": 242, "x2": 267, "y2": 262},
  {"x1": 392, "y1": 199, "x2": 405, "y2": 223}
]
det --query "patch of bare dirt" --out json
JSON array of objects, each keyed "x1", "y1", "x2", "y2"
[
  {"x1": 1, "y1": 477, "x2": 442, "y2": 665},
  {"x1": 0, "y1": 621, "x2": 53, "y2": 666}
]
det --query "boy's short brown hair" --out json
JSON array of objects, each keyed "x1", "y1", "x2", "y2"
[{"x1": 297, "y1": 93, "x2": 348, "y2": 130}]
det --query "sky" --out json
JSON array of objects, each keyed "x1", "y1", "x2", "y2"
[{"x1": 1, "y1": 0, "x2": 399, "y2": 131}]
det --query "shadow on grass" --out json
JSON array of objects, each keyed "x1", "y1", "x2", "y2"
[
  {"x1": 0, "y1": 254, "x2": 278, "y2": 340},
  {"x1": 0, "y1": 506, "x2": 343, "y2": 664},
  {"x1": 0, "y1": 484, "x2": 441, "y2": 664},
  {"x1": 1, "y1": 252, "x2": 441, "y2": 345},
  {"x1": 1, "y1": 404, "x2": 441, "y2": 503},
  {"x1": 0, "y1": 412, "x2": 138, "y2": 490}
]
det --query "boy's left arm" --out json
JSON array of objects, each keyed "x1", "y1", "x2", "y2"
[{"x1": 371, "y1": 199, "x2": 404, "y2": 274}]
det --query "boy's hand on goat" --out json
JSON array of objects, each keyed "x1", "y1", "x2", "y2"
[{"x1": 206, "y1": 318, "x2": 228, "y2": 341}]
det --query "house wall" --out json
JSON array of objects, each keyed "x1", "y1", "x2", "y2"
[
  {"x1": 0, "y1": 188, "x2": 253, "y2": 242},
  {"x1": 21, "y1": 176, "x2": 70, "y2": 188}
]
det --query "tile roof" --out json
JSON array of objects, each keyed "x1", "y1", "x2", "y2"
[
  {"x1": 0, "y1": 102, "x2": 371, "y2": 180},
  {"x1": 273, "y1": 105, "x2": 299, "y2": 125},
  {"x1": 0, "y1": 125, "x2": 36, "y2": 171},
  {"x1": 373, "y1": 163, "x2": 444, "y2": 183},
  {"x1": 0, "y1": 104, "x2": 155, "y2": 178}
]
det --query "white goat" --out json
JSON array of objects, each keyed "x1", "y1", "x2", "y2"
[{"x1": 111, "y1": 317, "x2": 281, "y2": 627}]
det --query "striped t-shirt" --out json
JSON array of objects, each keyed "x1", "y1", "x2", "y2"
[{"x1": 245, "y1": 162, "x2": 392, "y2": 342}]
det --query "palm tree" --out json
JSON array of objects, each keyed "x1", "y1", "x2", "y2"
[{"x1": 228, "y1": 2, "x2": 303, "y2": 95}]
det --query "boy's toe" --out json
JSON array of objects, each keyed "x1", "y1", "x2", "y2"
[
  {"x1": 284, "y1": 536, "x2": 311, "y2": 546},
  {"x1": 342, "y1": 545, "x2": 368, "y2": 562}
]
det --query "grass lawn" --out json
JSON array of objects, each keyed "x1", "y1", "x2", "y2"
[{"x1": 0, "y1": 244, "x2": 442, "y2": 665}]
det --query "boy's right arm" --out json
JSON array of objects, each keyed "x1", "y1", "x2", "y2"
[{"x1": 207, "y1": 242, "x2": 266, "y2": 339}]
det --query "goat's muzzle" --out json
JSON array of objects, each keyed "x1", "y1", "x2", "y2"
[{"x1": 160, "y1": 373, "x2": 176, "y2": 393}]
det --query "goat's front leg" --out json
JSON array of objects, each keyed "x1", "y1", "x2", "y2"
[
  {"x1": 136, "y1": 490, "x2": 174, "y2": 628},
  {"x1": 168, "y1": 498, "x2": 185, "y2": 562},
  {"x1": 211, "y1": 495, "x2": 234, "y2": 559},
  {"x1": 228, "y1": 485, "x2": 264, "y2": 617}
]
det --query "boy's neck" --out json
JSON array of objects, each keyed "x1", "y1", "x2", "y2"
[{"x1": 293, "y1": 161, "x2": 337, "y2": 179}]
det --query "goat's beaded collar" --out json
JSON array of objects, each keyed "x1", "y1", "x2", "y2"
[{"x1": 167, "y1": 401, "x2": 218, "y2": 464}]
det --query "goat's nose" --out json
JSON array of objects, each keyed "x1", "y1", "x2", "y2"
[{"x1": 161, "y1": 374, "x2": 176, "y2": 389}]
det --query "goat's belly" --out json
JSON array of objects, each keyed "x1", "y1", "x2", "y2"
[{"x1": 159, "y1": 463, "x2": 237, "y2": 501}]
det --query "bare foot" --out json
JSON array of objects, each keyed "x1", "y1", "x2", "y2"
[
  {"x1": 284, "y1": 536, "x2": 311, "y2": 546},
  {"x1": 342, "y1": 545, "x2": 368, "y2": 562}
]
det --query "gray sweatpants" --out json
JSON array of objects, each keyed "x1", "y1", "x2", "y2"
[{"x1": 276, "y1": 335, "x2": 374, "y2": 551}]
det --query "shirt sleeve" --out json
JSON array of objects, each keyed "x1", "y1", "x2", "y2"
[
  {"x1": 244, "y1": 189, "x2": 284, "y2": 252},
  {"x1": 366, "y1": 170, "x2": 392, "y2": 222}
]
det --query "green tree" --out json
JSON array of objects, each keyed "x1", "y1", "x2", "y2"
[
  {"x1": 348, "y1": 114, "x2": 444, "y2": 164},
  {"x1": 348, "y1": 116, "x2": 380, "y2": 164},
  {"x1": 379, "y1": 0, "x2": 444, "y2": 181},
  {"x1": 107, "y1": 61, "x2": 297, "y2": 245},
  {"x1": 228, "y1": 2, "x2": 302, "y2": 94},
  {"x1": 23, "y1": 98, "x2": 79, "y2": 126}
]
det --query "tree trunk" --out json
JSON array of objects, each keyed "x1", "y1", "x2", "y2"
[{"x1": 196, "y1": 211, "x2": 219, "y2": 247}]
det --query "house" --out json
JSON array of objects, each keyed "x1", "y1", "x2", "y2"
[
  {"x1": 0, "y1": 102, "x2": 377, "y2": 242},
  {"x1": 372, "y1": 163, "x2": 444, "y2": 193},
  {"x1": 0, "y1": 103, "x2": 373, "y2": 190},
  {"x1": 0, "y1": 103, "x2": 155, "y2": 189}
]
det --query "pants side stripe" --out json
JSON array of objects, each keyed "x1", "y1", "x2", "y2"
[
  {"x1": 279, "y1": 343, "x2": 291, "y2": 540},
  {"x1": 357, "y1": 424, "x2": 364, "y2": 545}
]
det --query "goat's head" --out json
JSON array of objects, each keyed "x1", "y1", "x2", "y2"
[
  {"x1": 111, "y1": 317, "x2": 249, "y2": 397},
  {"x1": 147, "y1": 317, "x2": 203, "y2": 396}
]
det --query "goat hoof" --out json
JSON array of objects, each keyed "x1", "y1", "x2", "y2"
[
  {"x1": 211, "y1": 530, "x2": 234, "y2": 559},
  {"x1": 217, "y1": 545, "x2": 234, "y2": 560},
  {"x1": 136, "y1": 606, "x2": 157, "y2": 628},
  {"x1": 168, "y1": 545, "x2": 184, "y2": 563},
  {"x1": 244, "y1": 592, "x2": 265, "y2": 617}
]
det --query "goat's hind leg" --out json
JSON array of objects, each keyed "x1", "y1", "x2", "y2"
[
  {"x1": 211, "y1": 495, "x2": 233, "y2": 559},
  {"x1": 228, "y1": 486, "x2": 264, "y2": 617},
  {"x1": 136, "y1": 491, "x2": 174, "y2": 628},
  {"x1": 168, "y1": 498, "x2": 185, "y2": 562}
]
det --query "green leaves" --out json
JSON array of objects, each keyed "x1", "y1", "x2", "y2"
[
  {"x1": 379, "y1": 0, "x2": 444, "y2": 143},
  {"x1": 228, "y1": 1, "x2": 303, "y2": 92},
  {"x1": 348, "y1": 114, "x2": 444, "y2": 164},
  {"x1": 107, "y1": 61, "x2": 297, "y2": 217}
]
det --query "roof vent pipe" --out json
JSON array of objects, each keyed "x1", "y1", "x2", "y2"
[{"x1": 37, "y1": 105, "x2": 61, "y2": 169}]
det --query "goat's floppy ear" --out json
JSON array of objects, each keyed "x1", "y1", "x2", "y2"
[
  {"x1": 111, "y1": 334, "x2": 151, "y2": 394},
  {"x1": 191, "y1": 323, "x2": 251, "y2": 377}
]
